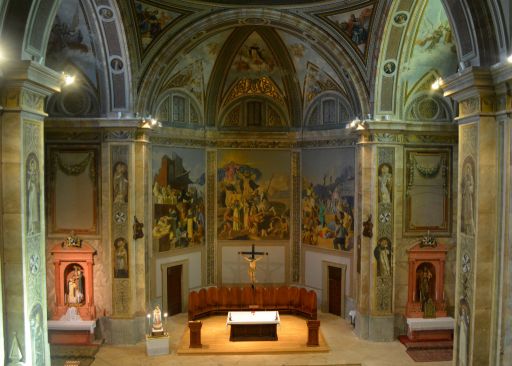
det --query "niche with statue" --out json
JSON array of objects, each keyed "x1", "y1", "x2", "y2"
[
  {"x1": 406, "y1": 236, "x2": 448, "y2": 318},
  {"x1": 51, "y1": 234, "x2": 96, "y2": 320}
]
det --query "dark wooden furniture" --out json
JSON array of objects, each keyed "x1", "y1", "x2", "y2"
[
  {"x1": 188, "y1": 286, "x2": 317, "y2": 321},
  {"x1": 188, "y1": 320, "x2": 202, "y2": 348},
  {"x1": 230, "y1": 323, "x2": 278, "y2": 341},
  {"x1": 307, "y1": 319, "x2": 321, "y2": 346}
]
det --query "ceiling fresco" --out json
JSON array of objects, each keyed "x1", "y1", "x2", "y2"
[
  {"x1": 46, "y1": 0, "x2": 98, "y2": 88},
  {"x1": 401, "y1": 0, "x2": 458, "y2": 97},
  {"x1": 320, "y1": 1, "x2": 375, "y2": 59}
]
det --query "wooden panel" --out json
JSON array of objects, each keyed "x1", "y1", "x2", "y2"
[{"x1": 167, "y1": 265, "x2": 182, "y2": 315}]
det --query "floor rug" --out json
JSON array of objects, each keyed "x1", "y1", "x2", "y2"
[
  {"x1": 50, "y1": 344, "x2": 99, "y2": 366},
  {"x1": 406, "y1": 348, "x2": 453, "y2": 362}
]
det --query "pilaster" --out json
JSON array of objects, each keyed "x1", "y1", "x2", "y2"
[
  {"x1": 1, "y1": 61, "x2": 60, "y2": 365},
  {"x1": 443, "y1": 65, "x2": 510, "y2": 366}
]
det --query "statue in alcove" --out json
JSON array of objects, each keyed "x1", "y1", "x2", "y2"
[{"x1": 65, "y1": 265, "x2": 85, "y2": 306}]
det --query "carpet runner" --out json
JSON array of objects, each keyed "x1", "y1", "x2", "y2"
[{"x1": 399, "y1": 335, "x2": 453, "y2": 362}]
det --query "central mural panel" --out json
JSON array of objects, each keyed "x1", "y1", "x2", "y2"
[{"x1": 217, "y1": 149, "x2": 291, "y2": 241}]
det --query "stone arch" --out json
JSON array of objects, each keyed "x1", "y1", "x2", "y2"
[
  {"x1": 304, "y1": 91, "x2": 354, "y2": 129},
  {"x1": 154, "y1": 89, "x2": 204, "y2": 127},
  {"x1": 135, "y1": 8, "x2": 369, "y2": 124},
  {"x1": 219, "y1": 95, "x2": 289, "y2": 129}
]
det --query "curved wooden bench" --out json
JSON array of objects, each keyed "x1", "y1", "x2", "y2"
[{"x1": 188, "y1": 286, "x2": 317, "y2": 320}]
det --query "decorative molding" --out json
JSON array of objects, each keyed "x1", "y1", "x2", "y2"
[
  {"x1": 223, "y1": 77, "x2": 286, "y2": 107},
  {"x1": 206, "y1": 150, "x2": 216, "y2": 285}
]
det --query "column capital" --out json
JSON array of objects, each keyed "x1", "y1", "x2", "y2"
[{"x1": 1, "y1": 61, "x2": 61, "y2": 116}]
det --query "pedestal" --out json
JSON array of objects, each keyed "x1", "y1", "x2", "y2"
[
  {"x1": 146, "y1": 335, "x2": 170, "y2": 356},
  {"x1": 307, "y1": 320, "x2": 320, "y2": 346},
  {"x1": 189, "y1": 321, "x2": 202, "y2": 348}
]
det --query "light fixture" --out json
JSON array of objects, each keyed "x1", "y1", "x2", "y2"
[
  {"x1": 61, "y1": 72, "x2": 75, "y2": 86},
  {"x1": 140, "y1": 115, "x2": 160, "y2": 129},
  {"x1": 347, "y1": 116, "x2": 368, "y2": 130},
  {"x1": 0, "y1": 46, "x2": 6, "y2": 62},
  {"x1": 431, "y1": 77, "x2": 442, "y2": 91},
  {"x1": 507, "y1": 54, "x2": 512, "y2": 64}
]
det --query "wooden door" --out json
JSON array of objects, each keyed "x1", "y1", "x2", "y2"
[
  {"x1": 328, "y1": 266, "x2": 342, "y2": 316},
  {"x1": 167, "y1": 265, "x2": 182, "y2": 315}
]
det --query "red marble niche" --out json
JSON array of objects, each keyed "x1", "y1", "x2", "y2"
[
  {"x1": 51, "y1": 240, "x2": 96, "y2": 320},
  {"x1": 406, "y1": 241, "x2": 448, "y2": 318}
]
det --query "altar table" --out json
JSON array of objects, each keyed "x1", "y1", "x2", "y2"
[{"x1": 226, "y1": 311, "x2": 280, "y2": 341}]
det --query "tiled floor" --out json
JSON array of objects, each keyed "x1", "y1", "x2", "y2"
[{"x1": 91, "y1": 312, "x2": 453, "y2": 366}]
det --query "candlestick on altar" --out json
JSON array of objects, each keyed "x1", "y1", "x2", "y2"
[
  {"x1": 164, "y1": 312, "x2": 168, "y2": 334},
  {"x1": 146, "y1": 313, "x2": 151, "y2": 336}
]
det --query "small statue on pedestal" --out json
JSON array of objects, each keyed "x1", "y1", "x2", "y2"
[{"x1": 151, "y1": 305, "x2": 166, "y2": 337}]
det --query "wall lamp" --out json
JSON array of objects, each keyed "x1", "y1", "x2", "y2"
[
  {"x1": 140, "y1": 115, "x2": 161, "y2": 129},
  {"x1": 431, "y1": 77, "x2": 443, "y2": 91},
  {"x1": 61, "y1": 72, "x2": 76, "y2": 86},
  {"x1": 508, "y1": 54, "x2": 512, "y2": 64},
  {"x1": 348, "y1": 116, "x2": 369, "y2": 130}
]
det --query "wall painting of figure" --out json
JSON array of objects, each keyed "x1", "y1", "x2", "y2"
[
  {"x1": 302, "y1": 148, "x2": 355, "y2": 251},
  {"x1": 152, "y1": 147, "x2": 205, "y2": 252},
  {"x1": 217, "y1": 149, "x2": 290, "y2": 241}
]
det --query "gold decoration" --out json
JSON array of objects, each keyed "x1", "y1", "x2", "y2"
[
  {"x1": 64, "y1": 231, "x2": 82, "y2": 248},
  {"x1": 224, "y1": 77, "x2": 285, "y2": 106}
]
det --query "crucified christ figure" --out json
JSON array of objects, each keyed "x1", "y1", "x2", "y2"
[{"x1": 242, "y1": 255, "x2": 264, "y2": 286}]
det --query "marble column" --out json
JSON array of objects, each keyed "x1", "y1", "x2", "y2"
[
  {"x1": 104, "y1": 125, "x2": 148, "y2": 344},
  {"x1": 0, "y1": 61, "x2": 60, "y2": 365},
  {"x1": 444, "y1": 64, "x2": 512, "y2": 366}
]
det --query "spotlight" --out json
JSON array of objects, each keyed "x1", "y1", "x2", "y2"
[
  {"x1": 508, "y1": 54, "x2": 512, "y2": 64},
  {"x1": 431, "y1": 78, "x2": 442, "y2": 90},
  {"x1": 62, "y1": 72, "x2": 75, "y2": 86}
]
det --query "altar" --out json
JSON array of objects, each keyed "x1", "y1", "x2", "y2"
[{"x1": 226, "y1": 311, "x2": 280, "y2": 341}]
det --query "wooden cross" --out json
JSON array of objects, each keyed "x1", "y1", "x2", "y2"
[{"x1": 238, "y1": 244, "x2": 268, "y2": 259}]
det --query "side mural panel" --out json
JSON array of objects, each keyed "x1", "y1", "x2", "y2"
[
  {"x1": 152, "y1": 146, "x2": 205, "y2": 252},
  {"x1": 217, "y1": 149, "x2": 290, "y2": 241},
  {"x1": 301, "y1": 147, "x2": 355, "y2": 251}
]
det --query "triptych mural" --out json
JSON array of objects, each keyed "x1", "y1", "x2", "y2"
[
  {"x1": 301, "y1": 148, "x2": 355, "y2": 251},
  {"x1": 217, "y1": 149, "x2": 291, "y2": 241},
  {"x1": 152, "y1": 146, "x2": 206, "y2": 252}
]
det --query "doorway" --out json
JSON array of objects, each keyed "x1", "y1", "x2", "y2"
[
  {"x1": 321, "y1": 261, "x2": 346, "y2": 317},
  {"x1": 166, "y1": 264, "x2": 182, "y2": 315},
  {"x1": 328, "y1": 266, "x2": 342, "y2": 315}
]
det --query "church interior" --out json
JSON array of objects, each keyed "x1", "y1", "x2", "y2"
[{"x1": 0, "y1": 0, "x2": 511, "y2": 365}]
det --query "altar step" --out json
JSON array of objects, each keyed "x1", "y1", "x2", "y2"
[{"x1": 399, "y1": 335, "x2": 453, "y2": 350}]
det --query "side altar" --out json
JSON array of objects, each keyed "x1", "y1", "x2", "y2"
[
  {"x1": 48, "y1": 234, "x2": 97, "y2": 345},
  {"x1": 405, "y1": 235, "x2": 453, "y2": 341}
]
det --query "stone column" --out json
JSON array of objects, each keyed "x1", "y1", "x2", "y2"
[
  {"x1": 104, "y1": 125, "x2": 148, "y2": 344},
  {"x1": 444, "y1": 66, "x2": 509, "y2": 366},
  {"x1": 0, "y1": 61, "x2": 60, "y2": 365},
  {"x1": 355, "y1": 133, "x2": 396, "y2": 341}
]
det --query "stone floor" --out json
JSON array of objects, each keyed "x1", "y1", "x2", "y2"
[{"x1": 91, "y1": 312, "x2": 453, "y2": 366}]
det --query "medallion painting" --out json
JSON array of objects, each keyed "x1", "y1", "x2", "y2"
[
  {"x1": 301, "y1": 148, "x2": 355, "y2": 251},
  {"x1": 324, "y1": 4, "x2": 374, "y2": 55},
  {"x1": 217, "y1": 150, "x2": 290, "y2": 241},
  {"x1": 152, "y1": 147, "x2": 205, "y2": 252}
]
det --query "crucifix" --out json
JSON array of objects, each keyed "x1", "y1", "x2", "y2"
[{"x1": 238, "y1": 244, "x2": 268, "y2": 289}]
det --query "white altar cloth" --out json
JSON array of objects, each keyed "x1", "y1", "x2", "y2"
[
  {"x1": 47, "y1": 320, "x2": 96, "y2": 334},
  {"x1": 226, "y1": 311, "x2": 280, "y2": 325},
  {"x1": 407, "y1": 317, "x2": 454, "y2": 331}
]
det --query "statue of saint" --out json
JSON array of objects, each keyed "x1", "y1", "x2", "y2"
[
  {"x1": 113, "y1": 162, "x2": 128, "y2": 204},
  {"x1": 419, "y1": 266, "x2": 433, "y2": 310},
  {"x1": 461, "y1": 162, "x2": 475, "y2": 235},
  {"x1": 26, "y1": 157, "x2": 39, "y2": 234},
  {"x1": 114, "y1": 238, "x2": 128, "y2": 278},
  {"x1": 378, "y1": 164, "x2": 392, "y2": 204},
  {"x1": 151, "y1": 305, "x2": 164, "y2": 335},
  {"x1": 374, "y1": 237, "x2": 392, "y2": 277}
]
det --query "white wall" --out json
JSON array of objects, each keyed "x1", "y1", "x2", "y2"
[
  {"x1": 155, "y1": 251, "x2": 202, "y2": 298},
  {"x1": 304, "y1": 249, "x2": 352, "y2": 295},
  {"x1": 221, "y1": 245, "x2": 286, "y2": 285}
]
